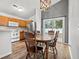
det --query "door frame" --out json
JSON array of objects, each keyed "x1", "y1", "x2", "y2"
[{"x1": 43, "y1": 16, "x2": 65, "y2": 43}]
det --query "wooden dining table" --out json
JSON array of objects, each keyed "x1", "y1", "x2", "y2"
[{"x1": 36, "y1": 35, "x2": 52, "y2": 59}]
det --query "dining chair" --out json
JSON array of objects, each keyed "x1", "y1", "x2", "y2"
[
  {"x1": 36, "y1": 31, "x2": 40, "y2": 35},
  {"x1": 48, "y1": 30, "x2": 54, "y2": 35},
  {"x1": 24, "y1": 31, "x2": 44, "y2": 59},
  {"x1": 48, "y1": 30, "x2": 54, "y2": 40},
  {"x1": 48, "y1": 31, "x2": 59, "y2": 54}
]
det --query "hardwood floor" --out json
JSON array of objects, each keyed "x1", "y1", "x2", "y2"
[{"x1": 1, "y1": 41, "x2": 71, "y2": 59}]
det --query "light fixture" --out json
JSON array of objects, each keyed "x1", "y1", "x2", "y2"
[
  {"x1": 40, "y1": 0, "x2": 51, "y2": 11},
  {"x1": 18, "y1": 8, "x2": 23, "y2": 11},
  {"x1": 12, "y1": 4, "x2": 24, "y2": 11}
]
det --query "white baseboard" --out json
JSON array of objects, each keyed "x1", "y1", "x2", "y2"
[
  {"x1": 68, "y1": 46, "x2": 73, "y2": 59},
  {"x1": 0, "y1": 52, "x2": 12, "y2": 58}
]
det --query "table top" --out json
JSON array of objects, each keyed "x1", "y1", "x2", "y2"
[{"x1": 36, "y1": 35, "x2": 52, "y2": 42}]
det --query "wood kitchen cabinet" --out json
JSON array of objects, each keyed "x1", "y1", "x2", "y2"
[
  {"x1": 0, "y1": 16, "x2": 32, "y2": 27},
  {"x1": 0, "y1": 16, "x2": 9, "y2": 26},
  {"x1": 20, "y1": 31, "x2": 25, "y2": 40},
  {"x1": 10, "y1": 18, "x2": 27, "y2": 27}
]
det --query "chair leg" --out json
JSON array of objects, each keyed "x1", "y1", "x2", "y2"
[
  {"x1": 26, "y1": 54, "x2": 28, "y2": 59},
  {"x1": 26, "y1": 53, "x2": 32, "y2": 59},
  {"x1": 42, "y1": 50, "x2": 44, "y2": 59},
  {"x1": 37, "y1": 50, "x2": 44, "y2": 59},
  {"x1": 34, "y1": 53, "x2": 36, "y2": 59},
  {"x1": 52, "y1": 47, "x2": 54, "y2": 54},
  {"x1": 55, "y1": 47, "x2": 57, "y2": 55},
  {"x1": 26, "y1": 53, "x2": 30, "y2": 59},
  {"x1": 34, "y1": 53, "x2": 37, "y2": 59},
  {"x1": 44, "y1": 51, "x2": 45, "y2": 59}
]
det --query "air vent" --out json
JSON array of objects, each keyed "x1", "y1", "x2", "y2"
[
  {"x1": 12, "y1": 4, "x2": 24, "y2": 11},
  {"x1": 13, "y1": 4, "x2": 18, "y2": 7}
]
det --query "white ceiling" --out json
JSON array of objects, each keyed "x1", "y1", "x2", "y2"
[
  {"x1": 0, "y1": 0, "x2": 38, "y2": 19},
  {"x1": 0, "y1": 0, "x2": 61, "y2": 20}
]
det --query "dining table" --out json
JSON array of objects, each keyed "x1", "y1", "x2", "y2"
[{"x1": 36, "y1": 35, "x2": 52, "y2": 59}]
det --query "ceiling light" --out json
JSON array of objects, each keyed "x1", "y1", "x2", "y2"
[{"x1": 18, "y1": 8, "x2": 23, "y2": 11}]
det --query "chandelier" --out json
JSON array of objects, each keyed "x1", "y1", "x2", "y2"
[{"x1": 40, "y1": 0, "x2": 51, "y2": 11}]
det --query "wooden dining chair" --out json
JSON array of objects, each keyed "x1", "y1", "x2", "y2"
[
  {"x1": 48, "y1": 30, "x2": 54, "y2": 40},
  {"x1": 48, "y1": 30, "x2": 54, "y2": 35},
  {"x1": 48, "y1": 31, "x2": 59, "y2": 54},
  {"x1": 24, "y1": 31, "x2": 44, "y2": 59},
  {"x1": 36, "y1": 31, "x2": 40, "y2": 35}
]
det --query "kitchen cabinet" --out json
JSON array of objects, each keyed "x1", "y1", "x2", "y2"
[
  {"x1": 20, "y1": 31, "x2": 25, "y2": 40},
  {"x1": 0, "y1": 16, "x2": 32, "y2": 27},
  {"x1": 0, "y1": 16, "x2": 9, "y2": 26}
]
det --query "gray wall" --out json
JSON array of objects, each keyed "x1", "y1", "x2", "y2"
[{"x1": 41, "y1": 0, "x2": 68, "y2": 43}]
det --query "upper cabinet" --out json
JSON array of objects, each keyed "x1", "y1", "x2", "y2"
[
  {"x1": 0, "y1": 16, "x2": 32, "y2": 27},
  {"x1": 9, "y1": 18, "x2": 27, "y2": 27},
  {"x1": 0, "y1": 16, "x2": 9, "y2": 26}
]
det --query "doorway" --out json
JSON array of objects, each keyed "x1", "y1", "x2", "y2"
[{"x1": 43, "y1": 17, "x2": 65, "y2": 43}]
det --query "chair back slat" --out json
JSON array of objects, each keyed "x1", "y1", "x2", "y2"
[
  {"x1": 24, "y1": 32, "x2": 36, "y2": 52},
  {"x1": 48, "y1": 30, "x2": 54, "y2": 35},
  {"x1": 51, "y1": 31, "x2": 59, "y2": 47}
]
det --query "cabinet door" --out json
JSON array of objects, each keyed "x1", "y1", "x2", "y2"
[
  {"x1": 20, "y1": 21, "x2": 26, "y2": 27},
  {"x1": 20, "y1": 31, "x2": 25, "y2": 40},
  {"x1": 0, "y1": 16, "x2": 8, "y2": 26}
]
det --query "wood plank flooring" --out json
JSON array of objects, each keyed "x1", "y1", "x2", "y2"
[{"x1": 1, "y1": 41, "x2": 71, "y2": 59}]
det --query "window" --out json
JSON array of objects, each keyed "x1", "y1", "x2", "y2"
[
  {"x1": 45, "y1": 20, "x2": 63, "y2": 29},
  {"x1": 55, "y1": 20, "x2": 63, "y2": 29}
]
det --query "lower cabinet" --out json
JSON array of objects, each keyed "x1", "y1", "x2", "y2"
[{"x1": 20, "y1": 31, "x2": 25, "y2": 40}]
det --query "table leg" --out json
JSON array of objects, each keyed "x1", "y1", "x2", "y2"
[{"x1": 45, "y1": 42, "x2": 48, "y2": 59}]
